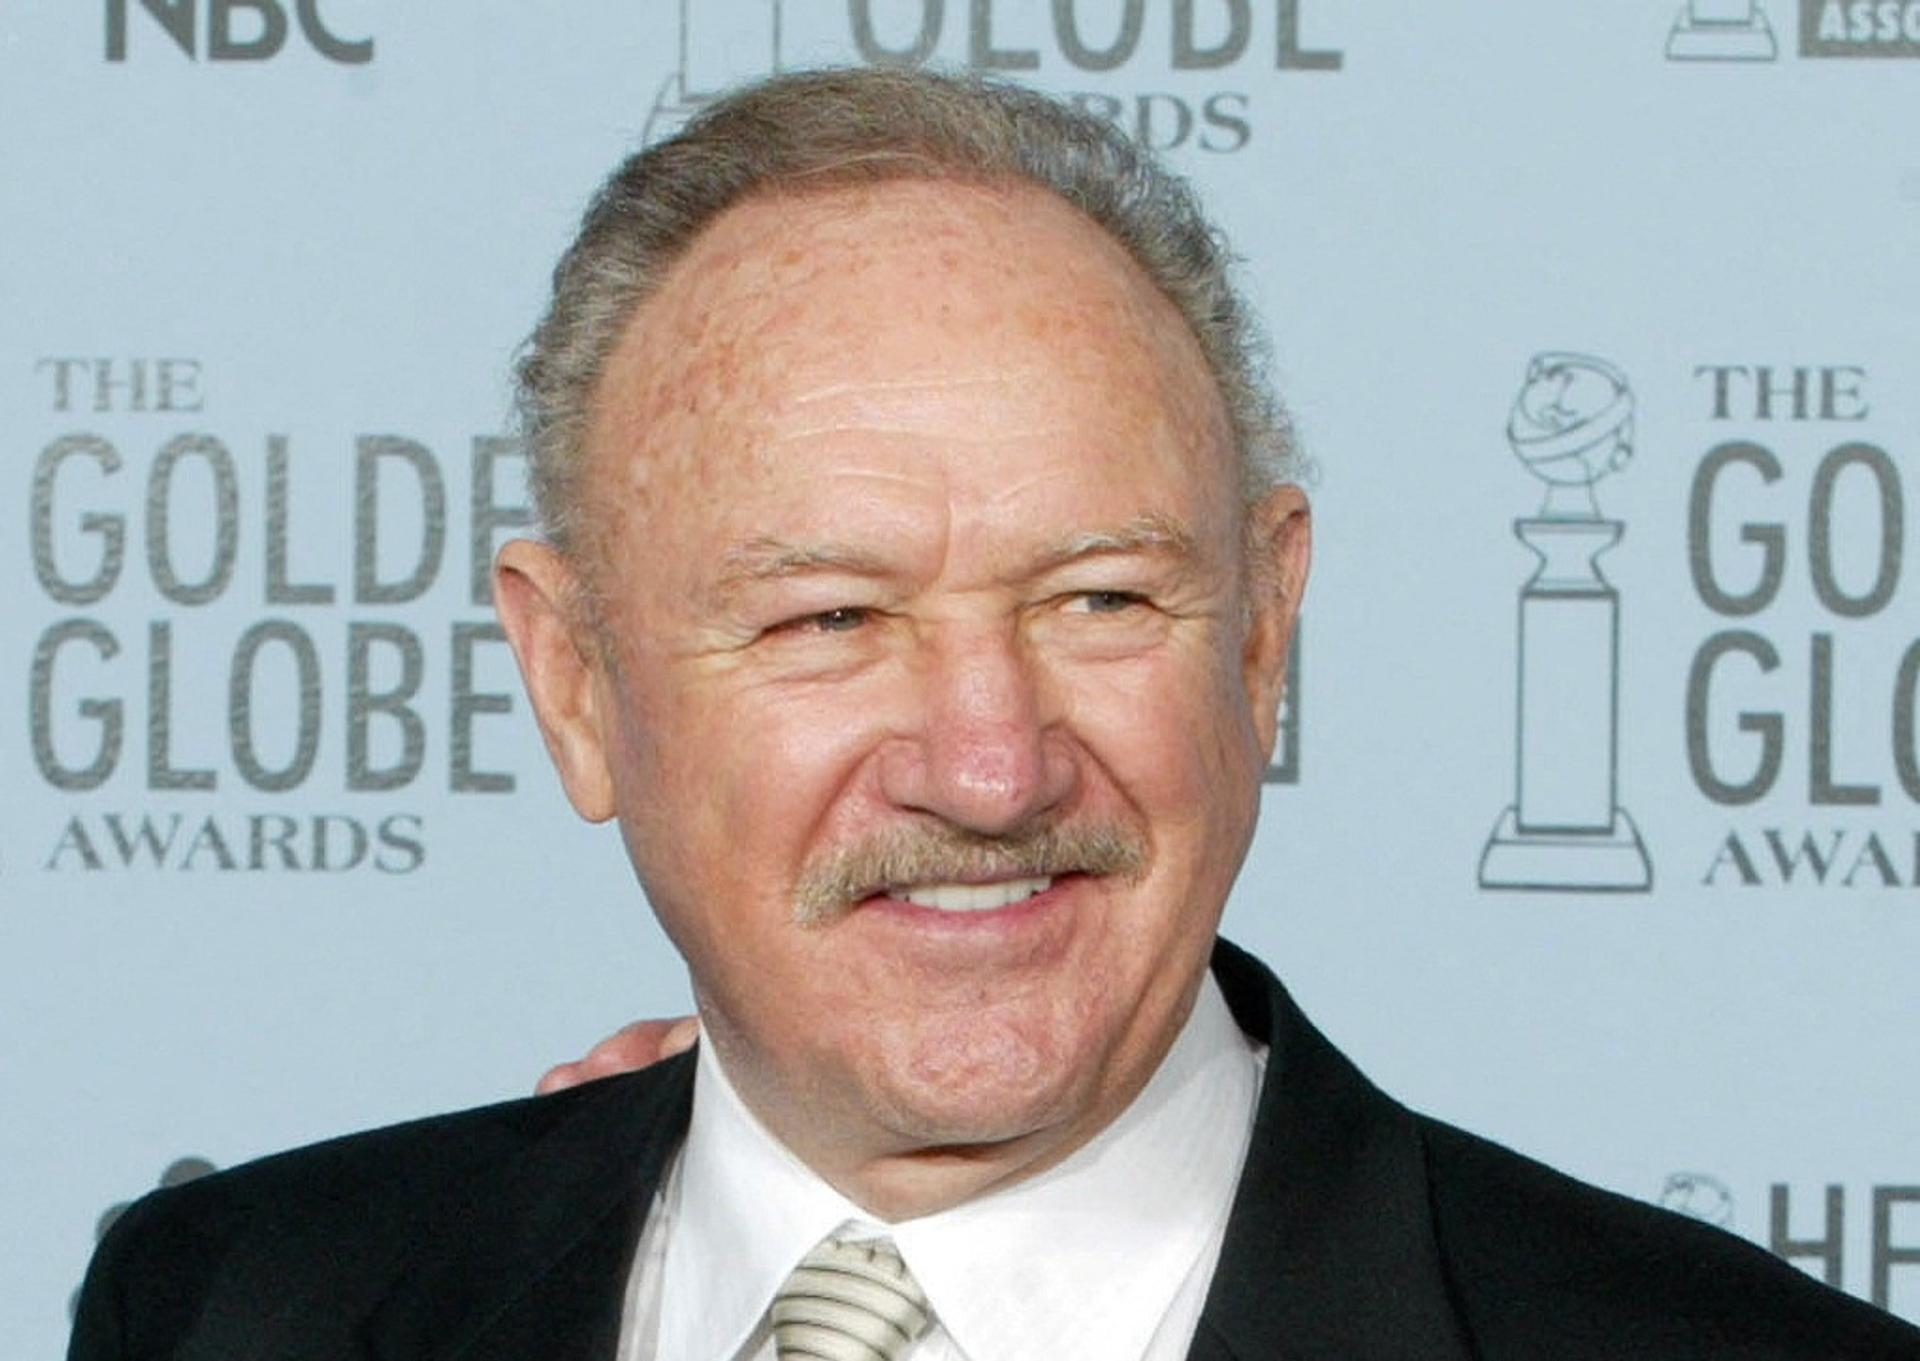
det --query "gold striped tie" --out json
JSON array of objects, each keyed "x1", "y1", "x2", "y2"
[{"x1": 771, "y1": 1234, "x2": 934, "y2": 1361}]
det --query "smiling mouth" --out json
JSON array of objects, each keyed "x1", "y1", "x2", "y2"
[{"x1": 883, "y1": 875, "x2": 1054, "y2": 912}]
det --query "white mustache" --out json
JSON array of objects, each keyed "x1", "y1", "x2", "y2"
[{"x1": 792, "y1": 820, "x2": 1148, "y2": 925}]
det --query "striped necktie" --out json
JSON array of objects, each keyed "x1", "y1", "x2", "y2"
[{"x1": 771, "y1": 1234, "x2": 934, "y2": 1361}]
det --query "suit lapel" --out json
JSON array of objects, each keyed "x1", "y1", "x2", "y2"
[
  {"x1": 1194, "y1": 942, "x2": 1474, "y2": 1361},
  {"x1": 363, "y1": 1051, "x2": 696, "y2": 1361}
]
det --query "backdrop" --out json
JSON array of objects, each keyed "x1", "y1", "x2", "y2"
[{"x1": 6, "y1": 3, "x2": 1918, "y2": 1353}]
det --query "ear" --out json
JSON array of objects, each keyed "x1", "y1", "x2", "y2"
[
  {"x1": 493, "y1": 539, "x2": 617, "y2": 823},
  {"x1": 1241, "y1": 486, "x2": 1312, "y2": 764}
]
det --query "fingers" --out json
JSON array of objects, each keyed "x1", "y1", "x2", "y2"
[
  {"x1": 658, "y1": 1016, "x2": 701, "y2": 1057},
  {"x1": 534, "y1": 1016, "x2": 700, "y2": 1095}
]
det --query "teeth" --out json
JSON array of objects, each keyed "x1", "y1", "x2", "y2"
[{"x1": 896, "y1": 876, "x2": 1052, "y2": 911}]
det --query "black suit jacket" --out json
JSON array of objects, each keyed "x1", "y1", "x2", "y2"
[{"x1": 71, "y1": 940, "x2": 1920, "y2": 1360}]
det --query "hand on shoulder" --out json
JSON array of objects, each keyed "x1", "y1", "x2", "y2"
[{"x1": 535, "y1": 1017, "x2": 699, "y2": 1094}]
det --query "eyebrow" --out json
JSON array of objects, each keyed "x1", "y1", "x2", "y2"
[
  {"x1": 1031, "y1": 512, "x2": 1199, "y2": 572},
  {"x1": 709, "y1": 512, "x2": 1199, "y2": 599},
  {"x1": 710, "y1": 539, "x2": 894, "y2": 598}
]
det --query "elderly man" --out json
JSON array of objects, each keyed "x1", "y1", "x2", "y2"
[{"x1": 71, "y1": 67, "x2": 1918, "y2": 1361}]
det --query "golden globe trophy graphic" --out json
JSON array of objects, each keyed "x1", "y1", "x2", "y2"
[
  {"x1": 1263, "y1": 632, "x2": 1301, "y2": 785},
  {"x1": 1658, "y1": 1172, "x2": 1735, "y2": 1228},
  {"x1": 1665, "y1": 0, "x2": 1778, "y2": 61},
  {"x1": 1479, "y1": 354, "x2": 1653, "y2": 892},
  {"x1": 644, "y1": 0, "x2": 784, "y2": 143}
]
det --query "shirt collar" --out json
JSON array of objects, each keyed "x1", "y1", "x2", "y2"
[{"x1": 657, "y1": 973, "x2": 1263, "y2": 1361}]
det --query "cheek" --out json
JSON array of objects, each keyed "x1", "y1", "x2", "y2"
[
  {"x1": 615, "y1": 667, "x2": 888, "y2": 888},
  {"x1": 1066, "y1": 641, "x2": 1258, "y2": 809},
  {"x1": 717, "y1": 681, "x2": 887, "y2": 821}
]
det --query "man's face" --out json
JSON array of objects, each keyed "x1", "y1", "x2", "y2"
[{"x1": 499, "y1": 178, "x2": 1306, "y2": 1199}]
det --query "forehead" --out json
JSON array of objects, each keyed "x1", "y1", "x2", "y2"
[{"x1": 582, "y1": 177, "x2": 1236, "y2": 567}]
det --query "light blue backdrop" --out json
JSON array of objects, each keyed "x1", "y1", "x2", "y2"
[{"x1": 6, "y1": 4, "x2": 1917, "y2": 1356}]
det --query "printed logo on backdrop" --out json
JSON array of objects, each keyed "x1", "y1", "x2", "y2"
[
  {"x1": 1802, "y1": 0, "x2": 1920, "y2": 53},
  {"x1": 645, "y1": 0, "x2": 1344, "y2": 153},
  {"x1": 1659, "y1": 1171, "x2": 1736, "y2": 1226},
  {"x1": 1666, "y1": 0, "x2": 1781, "y2": 60},
  {"x1": 1658, "y1": 1173, "x2": 1920, "y2": 1317},
  {"x1": 1264, "y1": 630, "x2": 1300, "y2": 785},
  {"x1": 106, "y1": 0, "x2": 373, "y2": 63},
  {"x1": 1480, "y1": 354, "x2": 1653, "y2": 893},
  {"x1": 1687, "y1": 362, "x2": 1920, "y2": 888},
  {"x1": 25, "y1": 357, "x2": 533, "y2": 875},
  {"x1": 1664, "y1": 0, "x2": 1920, "y2": 59},
  {"x1": 1477, "y1": 351, "x2": 1917, "y2": 891}
]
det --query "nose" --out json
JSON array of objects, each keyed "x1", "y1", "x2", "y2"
[{"x1": 877, "y1": 622, "x2": 1078, "y2": 835}]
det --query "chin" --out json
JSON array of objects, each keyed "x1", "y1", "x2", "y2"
[
  {"x1": 873, "y1": 1089, "x2": 1078, "y2": 1153},
  {"x1": 863, "y1": 1017, "x2": 1099, "y2": 1151}
]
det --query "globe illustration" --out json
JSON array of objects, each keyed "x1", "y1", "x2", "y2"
[
  {"x1": 1658, "y1": 1172, "x2": 1734, "y2": 1228},
  {"x1": 1507, "y1": 353, "x2": 1636, "y2": 518}
]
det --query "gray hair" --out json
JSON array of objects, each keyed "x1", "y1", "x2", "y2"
[{"x1": 515, "y1": 65, "x2": 1298, "y2": 564}]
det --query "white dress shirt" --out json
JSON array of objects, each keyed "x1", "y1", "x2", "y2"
[{"x1": 615, "y1": 974, "x2": 1265, "y2": 1361}]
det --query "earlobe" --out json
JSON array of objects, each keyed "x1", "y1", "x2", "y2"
[
  {"x1": 1242, "y1": 486, "x2": 1312, "y2": 762},
  {"x1": 493, "y1": 539, "x2": 618, "y2": 823}
]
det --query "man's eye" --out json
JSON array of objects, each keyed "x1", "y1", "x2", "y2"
[
  {"x1": 1075, "y1": 590, "x2": 1146, "y2": 614},
  {"x1": 789, "y1": 606, "x2": 869, "y2": 634}
]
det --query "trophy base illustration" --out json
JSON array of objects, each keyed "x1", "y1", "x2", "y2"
[
  {"x1": 643, "y1": 73, "x2": 701, "y2": 145},
  {"x1": 1665, "y1": 11, "x2": 1778, "y2": 61},
  {"x1": 1478, "y1": 806, "x2": 1652, "y2": 892}
]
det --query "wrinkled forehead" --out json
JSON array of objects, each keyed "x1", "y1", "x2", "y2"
[{"x1": 581, "y1": 177, "x2": 1238, "y2": 542}]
